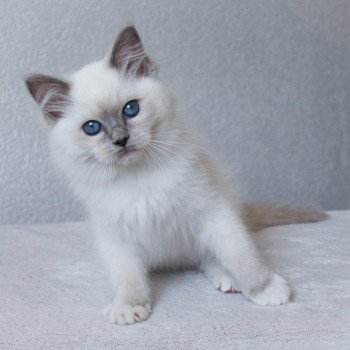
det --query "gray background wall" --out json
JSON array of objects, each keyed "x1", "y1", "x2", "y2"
[{"x1": 0, "y1": 0, "x2": 349, "y2": 224}]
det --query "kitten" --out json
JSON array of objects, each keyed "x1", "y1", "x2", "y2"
[{"x1": 25, "y1": 26, "x2": 326, "y2": 325}]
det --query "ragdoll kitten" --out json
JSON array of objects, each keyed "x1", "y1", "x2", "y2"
[{"x1": 25, "y1": 26, "x2": 326, "y2": 325}]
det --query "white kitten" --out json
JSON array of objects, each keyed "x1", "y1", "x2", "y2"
[{"x1": 25, "y1": 26, "x2": 326, "y2": 325}]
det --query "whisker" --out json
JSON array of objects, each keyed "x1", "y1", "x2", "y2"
[{"x1": 149, "y1": 141, "x2": 210, "y2": 183}]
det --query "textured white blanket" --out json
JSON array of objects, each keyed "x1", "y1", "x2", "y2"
[{"x1": 1, "y1": 212, "x2": 349, "y2": 349}]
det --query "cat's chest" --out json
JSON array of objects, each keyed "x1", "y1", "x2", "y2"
[
  {"x1": 94, "y1": 170, "x2": 189, "y2": 228},
  {"x1": 91, "y1": 169, "x2": 201, "y2": 268}
]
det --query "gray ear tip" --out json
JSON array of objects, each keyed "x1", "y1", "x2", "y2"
[
  {"x1": 24, "y1": 74, "x2": 46, "y2": 97},
  {"x1": 119, "y1": 25, "x2": 141, "y2": 40},
  {"x1": 123, "y1": 24, "x2": 138, "y2": 32},
  {"x1": 24, "y1": 74, "x2": 33, "y2": 84},
  {"x1": 23, "y1": 74, "x2": 71, "y2": 111},
  {"x1": 24, "y1": 74, "x2": 37, "y2": 95},
  {"x1": 24, "y1": 74, "x2": 40, "y2": 86}
]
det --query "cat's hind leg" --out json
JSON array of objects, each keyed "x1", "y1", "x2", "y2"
[{"x1": 200, "y1": 204, "x2": 291, "y2": 306}]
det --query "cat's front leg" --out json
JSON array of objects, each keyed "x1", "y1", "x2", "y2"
[
  {"x1": 201, "y1": 204, "x2": 291, "y2": 305},
  {"x1": 97, "y1": 235, "x2": 151, "y2": 325}
]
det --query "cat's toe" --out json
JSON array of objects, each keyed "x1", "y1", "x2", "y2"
[
  {"x1": 212, "y1": 273, "x2": 241, "y2": 293},
  {"x1": 250, "y1": 273, "x2": 291, "y2": 306},
  {"x1": 103, "y1": 303, "x2": 151, "y2": 325}
]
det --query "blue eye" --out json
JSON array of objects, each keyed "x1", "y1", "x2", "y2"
[
  {"x1": 82, "y1": 120, "x2": 102, "y2": 135},
  {"x1": 123, "y1": 100, "x2": 139, "y2": 118}
]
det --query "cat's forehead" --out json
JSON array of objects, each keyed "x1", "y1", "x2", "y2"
[
  {"x1": 68, "y1": 60, "x2": 164, "y2": 119},
  {"x1": 70, "y1": 61, "x2": 139, "y2": 108}
]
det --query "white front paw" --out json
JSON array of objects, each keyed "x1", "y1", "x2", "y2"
[
  {"x1": 250, "y1": 274, "x2": 291, "y2": 306},
  {"x1": 103, "y1": 302, "x2": 151, "y2": 325}
]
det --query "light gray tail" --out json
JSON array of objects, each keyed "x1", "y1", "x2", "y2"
[{"x1": 243, "y1": 203, "x2": 328, "y2": 232}]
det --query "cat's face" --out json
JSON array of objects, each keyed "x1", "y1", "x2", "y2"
[
  {"x1": 52, "y1": 62, "x2": 173, "y2": 168},
  {"x1": 25, "y1": 26, "x2": 175, "y2": 169}
]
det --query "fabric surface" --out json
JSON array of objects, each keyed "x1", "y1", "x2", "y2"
[{"x1": 0, "y1": 211, "x2": 349, "y2": 349}]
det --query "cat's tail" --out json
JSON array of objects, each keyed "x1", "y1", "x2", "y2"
[{"x1": 243, "y1": 203, "x2": 328, "y2": 232}]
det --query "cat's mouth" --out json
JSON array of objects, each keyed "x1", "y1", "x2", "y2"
[{"x1": 116, "y1": 146, "x2": 139, "y2": 160}]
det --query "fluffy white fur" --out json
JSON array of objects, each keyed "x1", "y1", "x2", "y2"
[{"x1": 26, "y1": 26, "x2": 296, "y2": 325}]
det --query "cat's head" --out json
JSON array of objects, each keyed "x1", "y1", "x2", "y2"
[{"x1": 25, "y1": 26, "x2": 178, "y2": 174}]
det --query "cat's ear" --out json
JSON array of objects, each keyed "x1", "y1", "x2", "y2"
[
  {"x1": 25, "y1": 74, "x2": 70, "y2": 123},
  {"x1": 109, "y1": 25, "x2": 159, "y2": 77}
]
